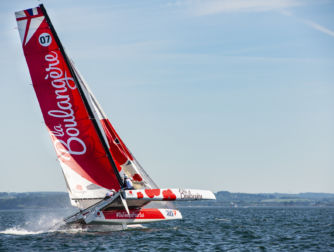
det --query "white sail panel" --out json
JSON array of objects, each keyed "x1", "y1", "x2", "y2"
[{"x1": 59, "y1": 160, "x2": 109, "y2": 208}]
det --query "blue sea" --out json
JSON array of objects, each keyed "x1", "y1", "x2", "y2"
[{"x1": 0, "y1": 207, "x2": 333, "y2": 251}]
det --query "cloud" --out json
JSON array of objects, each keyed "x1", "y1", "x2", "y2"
[
  {"x1": 186, "y1": 0, "x2": 334, "y2": 39},
  {"x1": 301, "y1": 19, "x2": 334, "y2": 38},
  {"x1": 188, "y1": 0, "x2": 303, "y2": 16},
  {"x1": 281, "y1": 10, "x2": 334, "y2": 38}
]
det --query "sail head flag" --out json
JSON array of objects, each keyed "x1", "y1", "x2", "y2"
[{"x1": 15, "y1": 5, "x2": 125, "y2": 208}]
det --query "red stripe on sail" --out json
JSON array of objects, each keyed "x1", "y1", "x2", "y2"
[
  {"x1": 21, "y1": 10, "x2": 33, "y2": 46},
  {"x1": 16, "y1": 14, "x2": 43, "y2": 21},
  {"x1": 17, "y1": 11, "x2": 43, "y2": 21},
  {"x1": 101, "y1": 119, "x2": 134, "y2": 161},
  {"x1": 100, "y1": 119, "x2": 127, "y2": 171}
]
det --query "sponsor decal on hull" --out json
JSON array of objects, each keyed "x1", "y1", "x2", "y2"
[
  {"x1": 179, "y1": 189, "x2": 203, "y2": 200},
  {"x1": 102, "y1": 209, "x2": 165, "y2": 220}
]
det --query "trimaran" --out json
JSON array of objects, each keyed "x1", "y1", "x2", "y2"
[{"x1": 15, "y1": 4, "x2": 215, "y2": 227}]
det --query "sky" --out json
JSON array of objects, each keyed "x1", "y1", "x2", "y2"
[{"x1": 0, "y1": 0, "x2": 333, "y2": 194}]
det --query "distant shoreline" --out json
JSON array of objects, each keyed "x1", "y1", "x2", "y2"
[{"x1": 1, "y1": 191, "x2": 333, "y2": 210}]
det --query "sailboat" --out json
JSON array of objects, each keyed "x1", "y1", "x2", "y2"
[{"x1": 15, "y1": 4, "x2": 215, "y2": 226}]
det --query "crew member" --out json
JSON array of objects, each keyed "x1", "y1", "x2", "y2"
[
  {"x1": 123, "y1": 174, "x2": 134, "y2": 190},
  {"x1": 105, "y1": 189, "x2": 116, "y2": 199}
]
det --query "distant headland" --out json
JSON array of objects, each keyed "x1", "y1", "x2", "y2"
[{"x1": 0, "y1": 191, "x2": 333, "y2": 210}]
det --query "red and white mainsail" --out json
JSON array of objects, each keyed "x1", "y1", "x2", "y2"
[{"x1": 15, "y1": 5, "x2": 158, "y2": 209}]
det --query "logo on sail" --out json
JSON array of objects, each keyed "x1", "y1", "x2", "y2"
[{"x1": 44, "y1": 51, "x2": 86, "y2": 160}]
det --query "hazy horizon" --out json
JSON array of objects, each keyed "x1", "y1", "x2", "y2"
[{"x1": 2, "y1": 189, "x2": 334, "y2": 195}]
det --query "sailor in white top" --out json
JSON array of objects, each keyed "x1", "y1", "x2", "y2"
[{"x1": 123, "y1": 174, "x2": 134, "y2": 190}]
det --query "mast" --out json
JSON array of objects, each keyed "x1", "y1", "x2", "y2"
[{"x1": 39, "y1": 4, "x2": 124, "y2": 188}]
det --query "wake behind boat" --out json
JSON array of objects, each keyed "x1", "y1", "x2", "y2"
[{"x1": 15, "y1": 4, "x2": 215, "y2": 226}]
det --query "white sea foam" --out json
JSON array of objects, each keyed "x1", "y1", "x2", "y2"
[
  {"x1": 0, "y1": 227, "x2": 44, "y2": 235},
  {"x1": 0, "y1": 214, "x2": 64, "y2": 236},
  {"x1": 216, "y1": 218, "x2": 231, "y2": 222},
  {"x1": 0, "y1": 212, "x2": 147, "y2": 235}
]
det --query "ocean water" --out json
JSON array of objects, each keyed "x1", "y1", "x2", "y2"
[{"x1": 0, "y1": 207, "x2": 333, "y2": 251}]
